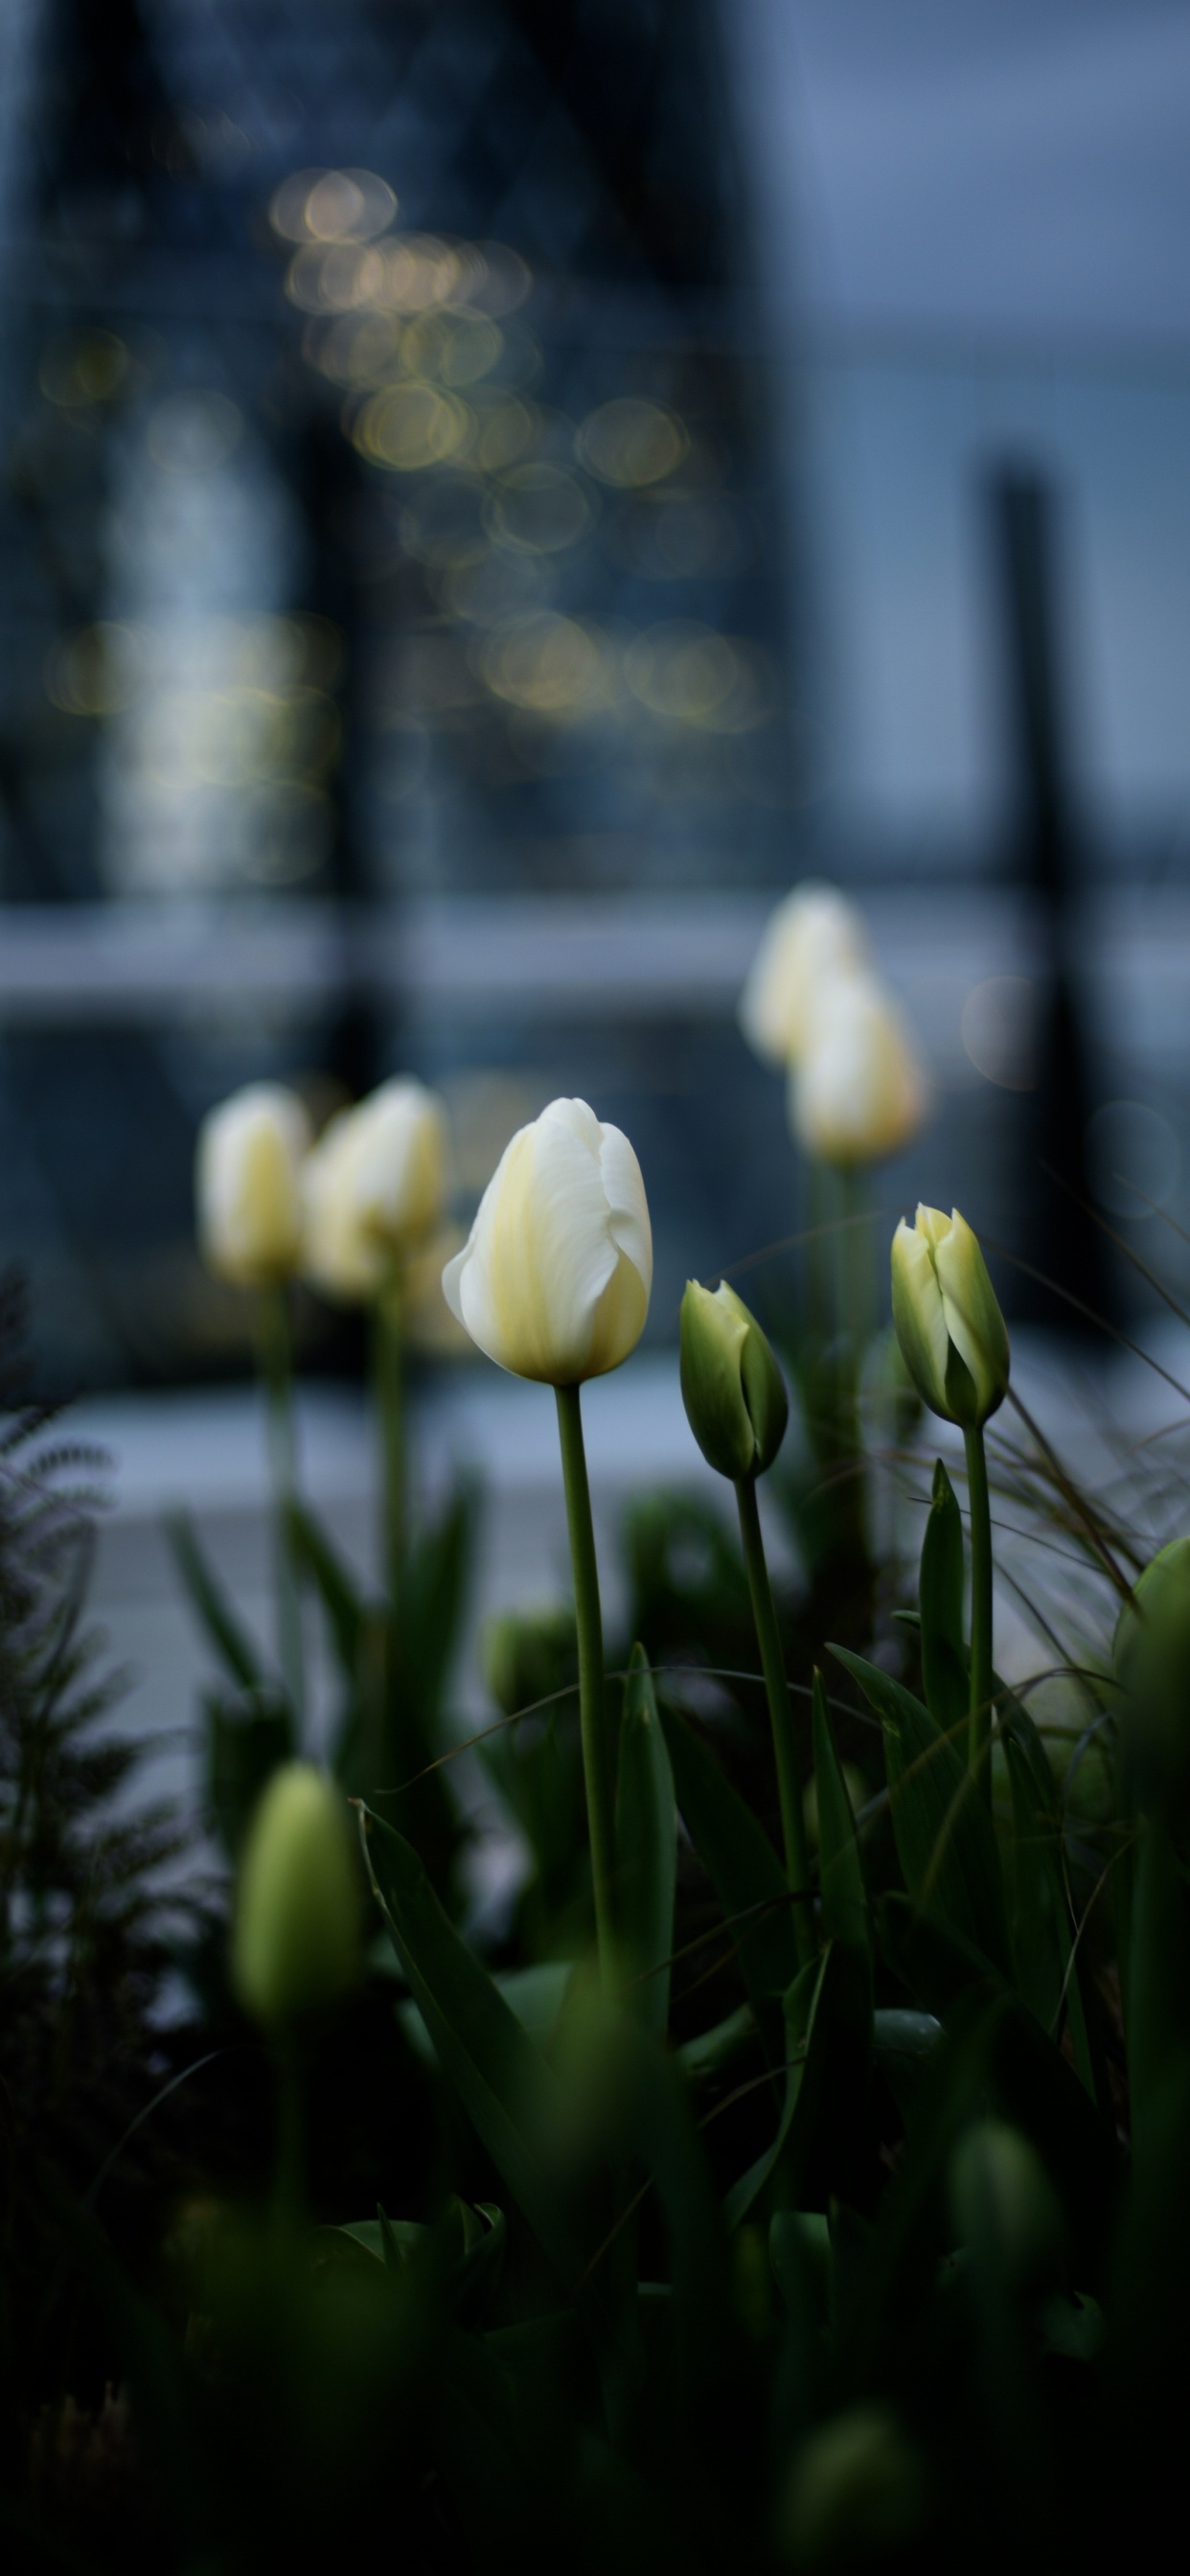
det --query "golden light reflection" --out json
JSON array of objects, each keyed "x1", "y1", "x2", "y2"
[
  {"x1": 479, "y1": 612, "x2": 617, "y2": 717},
  {"x1": 286, "y1": 242, "x2": 389, "y2": 313},
  {"x1": 45, "y1": 622, "x2": 148, "y2": 716},
  {"x1": 39, "y1": 330, "x2": 128, "y2": 407},
  {"x1": 302, "y1": 312, "x2": 405, "y2": 387},
  {"x1": 624, "y1": 622, "x2": 772, "y2": 731},
  {"x1": 484, "y1": 463, "x2": 592, "y2": 556},
  {"x1": 350, "y1": 382, "x2": 474, "y2": 472},
  {"x1": 576, "y1": 397, "x2": 688, "y2": 487},
  {"x1": 400, "y1": 309, "x2": 504, "y2": 387},
  {"x1": 474, "y1": 395, "x2": 539, "y2": 472},
  {"x1": 270, "y1": 167, "x2": 397, "y2": 243}
]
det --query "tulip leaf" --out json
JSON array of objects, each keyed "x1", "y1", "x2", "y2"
[
  {"x1": 918, "y1": 1460, "x2": 968, "y2": 1741},
  {"x1": 286, "y1": 1497, "x2": 364, "y2": 1670},
  {"x1": 205, "y1": 1684, "x2": 294, "y2": 1861},
  {"x1": 1128, "y1": 1812, "x2": 1190, "y2": 2174},
  {"x1": 723, "y1": 1948, "x2": 830, "y2": 2229},
  {"x1": 996, "y1": 1677, "x2": 1104, "y2": 2104},
  {"x1": 881, "y1": 1894, "x2": 1118, "y2": 2261},
  {"x1": 830, "y1": 1645, "x2": 1012, "y2": 1979},
  {"x1": 168, "y1": 1508, "x2": 263, "y2": 1691},
  {"x1": 615, "y1": 1645, "x2": 676, "y2": 2038},
  {"x1": 358, "y1": 1804, "x2": 591, "y2": 2294},
  {"x1": 658, "y1": 1702, "x2": 797, "y2": 2066},
  {"x1": 811, "y1": 1668, "x2": 872, "y2": 1982}
]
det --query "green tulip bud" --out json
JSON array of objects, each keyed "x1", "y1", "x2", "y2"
[
  {"x1": 890, "y1": 1203, "x2": 1009, "y2": 1430},
  {"x1": 781, "y1": 2406, "x2": 926, "y2": 2566},
  {"x1": 233, "y1": 1763, "x2": 362, "y2": 2028},
  {"x1": 950, "y1": 2118, "x2": 1064, "y2": 2290},
  {"x1": 1114, "y1": 1536, "x2": 1190, "y2": 1791},
  {"x1": 679, "y1": 1279, "x2": 789, "y2": 1483}
]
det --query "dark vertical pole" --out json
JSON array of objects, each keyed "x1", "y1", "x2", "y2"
[{"x1": 990, "y1": 466, "x2": 1110, "y2": 1328}]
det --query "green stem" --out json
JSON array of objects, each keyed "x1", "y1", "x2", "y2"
[
  {"x1": 373, "y1": 1279, "x2": 405, "y2": 1610},
  {"x1": 735, "y1": 1475, "x2": 815, "y2": 1967},
  {"x1": 258, "y1": 1284, "x2": 304, "y2": 1730},
  {"x1": 555, "y1": 1383, "x2": 616, "y2": 1984},
  {"x1": 269, "y1": 2031, "x2": 305, "y2": 2246},
  {"x1": 964, "y1": 1422, "x2": 995, "y2": 1800}
]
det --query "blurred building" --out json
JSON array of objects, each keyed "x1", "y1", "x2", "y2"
[{"x1": 2, "y1": 0, "x2": 1189, "y2": 1390}]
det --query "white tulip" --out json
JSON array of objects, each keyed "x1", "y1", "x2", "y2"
[
  {"x1": 443, "y1": 1096, "x2": 652, "y2": 1384},
  {"x1": 196, "y1": 1084, "x2": 311, "y2": 1288},
  {"x1": 301, "y1": 1078, "x2": 447, "y2": 1304},
  {"x1": 739, "y1": 883, "x2": 869, "y2": 1069},
  {"x1": 790, "y1": 973, "x2": 927, "y2": 1167}
]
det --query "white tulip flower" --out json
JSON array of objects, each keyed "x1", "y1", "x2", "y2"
[
  {"x1": 302, "y1": 1078, "x2": 447, "y2": 1305},
  {"x1": 196, "y1": 1084, "x2": 311, "y2": 1289},
  {"x1": 790, "y1": 973, "x2": 927, "y2": 1168},
  {"x1": 443, "y1": 1096, "x2": 652, "y2": 1384},
  {"x1": 739, "y1": 883, "x2": 869, "y2": 1070}
]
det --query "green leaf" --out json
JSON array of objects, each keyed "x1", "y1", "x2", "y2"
[
  {"x1": 335, "y1": 2215, "x2": 424, "y2": 2267},
  {"x1": 723, "y1": 1951, "x2": 824, "y2": 2228},
  {"x1": 615, "y1": 1645, "x2": 677, "y2": 2038},
  {"x1": 677, "y1": 2003, "x2": 755, "y2": 2083},
  {"x1": 286, "y1": 1497, "x2": 364, "y2": 1670},
  {"x1": 398, "y1": 1961, "x2": 575, "y2": 2066},
  {"x1": 398, "y1": 1486, "x2": 476, "y2": 1729},
  {"x1": 830, "y1": 1644, "x2": 1012, "y2": 1980},
  {"x1": 811, "y1": 1668, "x2": 871, "y2": 1981},
  {"x1": 919, "y1": 1459, "x2": 968, "y2": 1741},
  {"x1": 872, "y1": 2005, "x2": 942, "y2": 2116},
  {"x1": 359, "y1": 1804, "x2": 590, "y2": 2292},
  {"x1": 881, "y1": 1893, "x2": 1118, "y2": 2266},
  {"x1": 1129, "y1": 1812, "x2": 1190, "y2": 2174},
  {"x1": 168, "y1": 1508, "x2": 262, "y2": 1690},
  {"x1": 997, "y1": 1680, "x2": 1102, "y2": 2104},
  {"x1": 206, "y1": 1685, "x2": 293, "y2": 1860},
  {"x1": 659, "y1": 1701, "x2": 797, "y2": 2067},
  {"x1": 723, "y1": 1939, "x2": 875, "y2": 2232}
]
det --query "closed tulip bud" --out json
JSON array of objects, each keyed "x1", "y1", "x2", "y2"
[
  {"x1": 950, "y1": 2119, "x2": 1064, "y2": 2290},
  {"x1": 1114, "y1": 1535, "x2": 1190, "y2": 1789},
  {"x1": 302, "y1": 1078, "x2": 447, "y2": 1305},
  {"x1": 781, "y1": 2406, "x2": 926, "y2": 2566},
  {"x1": 891, "y1": 1203, "x2": 1009, "y2": 1429},
  {"x1": 233, "y1": 1763, "x2": 361, "y2": 2028},
  {"x1": 680, "y1": 1279, "x2": 789, "y2": 1482},
  {"x1": 443, "y1": 1096, "x2": 652, "y2": 1385},
  {"x1": 790, "y1": 972, "x2": 927, "y2": 1167},
  {"x1": 739, "y1": 882, "x2": 869, "y2": 1069},
  {"x1": 196, "y1": 1084, "x2": 311, "y2": 1289}
]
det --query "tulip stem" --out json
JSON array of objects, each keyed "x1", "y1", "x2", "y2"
[
  {"x1": 735, "y1": 1475, "x2": 815, "y2": 1966},
  {"x1": 259, "y1": 1284, "x2": 304, "y2": 1731},
  {"x1": 964, "y1": 1423, "x2": 995, "y2": 1799},
  {"x1": 373, "y1": 1280, "x2": 406, "y2": 1607},
  {"x1": 555, "y1": 1383, "x2": 616, "y2": 1984}
]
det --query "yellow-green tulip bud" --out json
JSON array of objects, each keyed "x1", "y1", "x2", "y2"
[
  {"x1": 443, "y1": 1096, "x2": 652, "y2": 1385},
  {"x1": 196, "y1": 1084, "x2": 311, "y2": 1289},
  {"x1": 890, "y1": 1204, "x2": 1009, "y2": 1430},
  {"x1": 1114, "y1": 1535, "x2": 1190, "y2": 1789},
  {"x1": 233, "y1": 1764, "x2": 362, "y2": 2028},
  {"x1": 679, "y1": 1279, "x2": 789, "y2": 1482}
]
